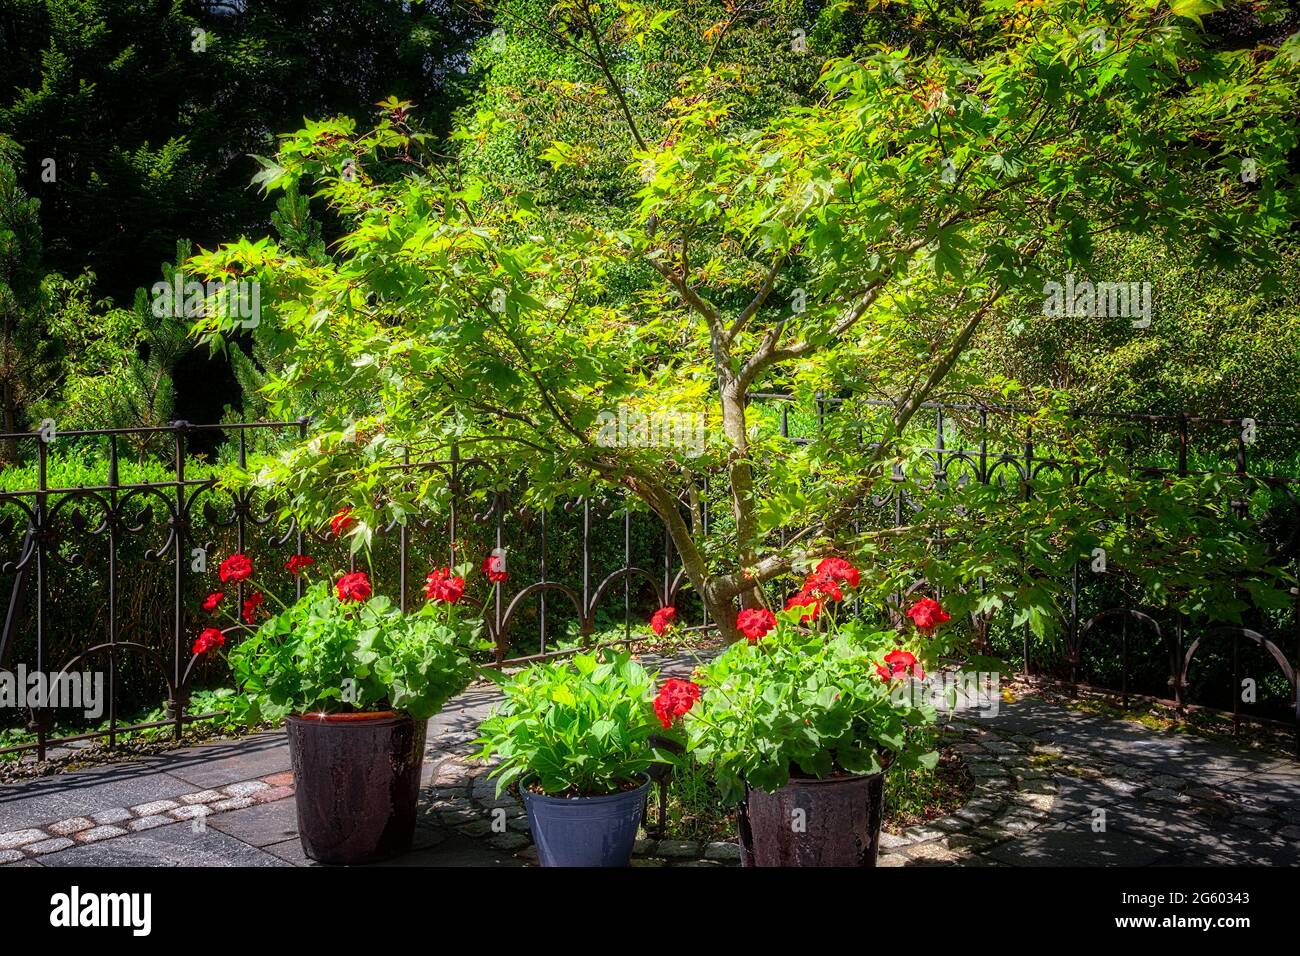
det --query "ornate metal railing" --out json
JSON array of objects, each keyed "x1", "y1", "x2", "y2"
[
  {"x1": 778, "y1": 396, "x2": 1300, "y2": 745},
  {"x1": 0, "y1": 402, "x2": 1296, "y2": 759},
  {"x1": 0, "y1": 420, "x2": 687, "y2": 758}
]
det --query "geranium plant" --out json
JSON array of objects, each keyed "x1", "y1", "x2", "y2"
[
  {"x1": 223, "y1": 557, "x2": 487, "y2": 723},
  {"x1": 683, "y1": 561, "x2": 946, "y2": 804},
  {"x1": 474, "y1": 650, "x2": 678, "y2": 797}
]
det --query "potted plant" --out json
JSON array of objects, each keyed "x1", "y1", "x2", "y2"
[
  {"x1": 682, "y1": 558, "x2": 946, "y2": 867},
  {"x1": 203, "y1": 552, "x2": 484, "y2": 864},
  {"x1": 474, "y1": 649, "x2": 683, "y2": 867}
]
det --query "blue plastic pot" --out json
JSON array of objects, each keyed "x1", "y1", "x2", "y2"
[{"x1": 519, "y1": 775, "x2": 651, "y2": 867}]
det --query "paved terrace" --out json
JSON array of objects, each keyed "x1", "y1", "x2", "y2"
[{"x1": 2, "y1": 658, "x2": 1298, "y2": 867}]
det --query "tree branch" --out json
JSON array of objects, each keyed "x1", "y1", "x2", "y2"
[
  {"x1": 726, "y1": 253, "x2": 785, "y2": 346},
  {"x1": 578, "y1": 0, "x2": 648, "y2": 152}
]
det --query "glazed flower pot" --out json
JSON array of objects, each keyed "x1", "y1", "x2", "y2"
[
  {"x1": 519, "y1": 775, "x2": 651, "y2": 867},
  {"x1": 285, "y1": 710, "x2": 427, "y2": 865},
  {"x1": 738, "y1": 771, "x2": 885, "y2": 867}
]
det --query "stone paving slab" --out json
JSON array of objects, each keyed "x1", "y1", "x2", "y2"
[
  {"x1": 1102, "y1": 800, "x2": 1297, "y2": 866},
  {"x1": 986, "y1": 820, "x2": 1171, "y2": 867},
  {"x1": 1215, "y1": 767, "x2": 1300, "y2": 810},
  {"x1": 207, "y1": 799, "x2": 301, "y2": 849},
  {"x1": 37, "y1": 822, "x2": 288, "y2": 867},
  {"x1": 257, "y1": 826, "x2": 517, "y2": 867},
  {"x1": 142, "y1": 733, "x2": 290, "y2": 789},
  {"x1": 375, "y1": 829, "x2": 526, "y2": 867},
  {"x1": 0, "y1": 768, "x2": 197, "y2": 832},
  {"x1": 427, "y1": 686, "x2": 501, "y2": 751},
  {"x1": 261, "y1": 836, "x2": 314, "y2": 865},
  {"x1": 984, "y1": 698, "x2": 1277, "y2": 783}
]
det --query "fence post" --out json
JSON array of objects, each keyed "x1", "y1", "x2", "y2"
[
  {"x1": 295, "y1": 418, "x2": 309, "y2": 601},
  {"x1": 1293, "y1": 585, "x2": 1299, "y2": 756},
  {"x1": 624, "y1": 509, "x2": 631, "y2": 642},
  {"x1": 172, "y1": 421, "x2": 188, "y2": 742},
  {"x1": 107, "y1": 433, "x2": 119, "y2": 749},
  {"x1": 539, "y1": 507, "x2": 548, "y2": 655},
  {"x1": 494, "y1": 490, "x2": 505, "y2": 664},
  {"x1": 1174, "y1": 413, "x2": 1188, "y2": 713},
  {"x1": 1022, "y1": 423, "x2": 1033, "y2": 678},
  {"x1": 33, "y1": 435, "x2": 47, "y2": 761},
  {"x1": 399, "y1": 446, "x2": 409, "y2": 613}
]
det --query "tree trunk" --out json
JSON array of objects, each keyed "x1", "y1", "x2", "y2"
[
  {"x1": 1, "y1": 375, "x2": 18, "y2": 466},
  {"x1": 720, "y1": 383, "x2": 764, "y2": 619},
  {"x1": 703, "y1": 577, "x2": 743, "y2": 644}
]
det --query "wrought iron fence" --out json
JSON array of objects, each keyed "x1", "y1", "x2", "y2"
[
  {"x1": 788, "y1": 396, "x2": 1300, "y2": 745},
  {"x1": 0, "y1": 419, "x2": 688, "y2": 758},
  {"x1": 0, "y1": 402, "x2": 1296, "y2": 759}
]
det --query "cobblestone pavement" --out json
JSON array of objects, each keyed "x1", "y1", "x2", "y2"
[{"x1": 2, "y1": 659, "x2": 1297, "y2": 867}]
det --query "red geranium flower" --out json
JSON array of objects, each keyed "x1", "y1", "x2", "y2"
[
  {"x1": 736, "y1": 608, "x2": 776, "y2": 642},
  {"x1": 201, "y1": 592, "x2": 225, "y2": 613},
  {"x1": 192, "y1": 627, "x2": 225, "y2": 655},
  {"x1": 653, "y1": 678, "x2": 702, "y2": 729},
  {"x1": 241, "y1": 592, "x2": 265, "y2": 625},
  {"x1": 218, "y1": 553, "x2": 253, "y2": 584},
  {"x1": 482, "y1": 552, "x2": 508, "y2": 583},
  {"x1": 425, "y1": 568, "x2": 466, "y2": 604},
  {"x1": 330, "y1": 508, "x2": 356, "y2": 537},
  {"x1": 785, "y1": 591, "x2": 821, "y2": 623},
  {"x1": 877, "y1": 648, "x2": 925, "y2": 682},
  {"x1": 285, "y1": 554, "x2": 314, "y2": 575},
  {"x1": 650, "y1": 606, "x2": 677, "y2": 636},
  {"x1": 336, "y1": 571, "x2": 372, "y2": 603},
  {"x1": 906, "y1": 597, "x2": 951, "y2": 633},
  {"x1": 815, "y1": 557, "x2": 860, "y2": 589},
  {"x1": 802, "y1": 571, "x2": 843, "y2": 603}
]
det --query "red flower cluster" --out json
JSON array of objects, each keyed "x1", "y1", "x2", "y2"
[
  {"x1": 803, "y1": 573, "x2": 842, "y2": 603},
  {"x1": 336, "y1": 571, "x2": 372, "y2": 603},
  {"x1": 653, "y1": 678, "x2": 701, "y2": 729},
  {"x1": 906, "y1": 596, "x2": 951, "y2": 633},
  {"x1": 425, "y1": 568, "x2": 465, "y2": 604},
  {"x1": 241, "y1": 593, "x2": 265, "y2": 625},
  {"x1": 736, "y1": 608, "x2": 776, "y2": 642},
  {"x1": 193, "y1": 627, "x2": 225, "y2": 655},
  {"x1": 218, "y1": 553, "x2": 253, "y2": 584},
  {"x1": 482, "y1": 553, "x2": 508, "y2": 583},
  {"x1": 330, "y1": 508, "x2": 355, "y2": 537},
  {"x1": 202, "y1": 592, "x2": 225, "y2": 613},
  {"x1": 650, "y1": 606, "x2": 677, "y2": 636},
  {"x1": 784, "y1": 557, "x2": 860, "y2": 623},
  {"x1": 815, "y1": 557, "x2": 860, "y2": 589},
  {"x1": 285, "y1": 554, "x2": 314, "y2": 575},
  {"x1": 876, "y1": 648, "x2": 925, "y2": 683}
]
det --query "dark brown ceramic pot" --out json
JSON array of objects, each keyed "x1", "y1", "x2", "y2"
[
  {"x1": 285, "y1": 710, "x2": 427, "y2": 865},
  {"x1": 738, "y1": 772, "x2": 885, "y2": 867}
]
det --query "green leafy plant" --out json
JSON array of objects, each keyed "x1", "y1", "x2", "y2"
[
  {"x1": 474, "y1": 650, "x2": 668, "y2": 797},
  {"x1": 227, "y1": 573, "x2": 484, "y2": 723},
  {"x1": 684, "y1": 592, "x2": 943, "y2": 804}
]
